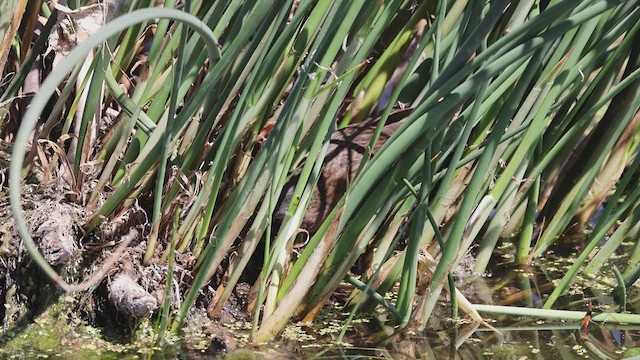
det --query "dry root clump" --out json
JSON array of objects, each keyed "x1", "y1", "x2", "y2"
[
  {"x1": 30, "y1": 200, "x2": 85, "y2": 265},
  {"x1": 108, "y1": 272, "x2": 158, "y2": 318},
  {"x1": 97, "y1": 209, "x2": 161, "y2": 320}
]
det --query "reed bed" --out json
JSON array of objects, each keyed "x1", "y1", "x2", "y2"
[{"x1": 2, "y1": 0, "x2": 639, "y2": 344}]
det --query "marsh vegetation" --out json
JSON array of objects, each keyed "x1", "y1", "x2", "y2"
[{"x1": 1, "y1": 0, "x2": 639, "y2": 356}]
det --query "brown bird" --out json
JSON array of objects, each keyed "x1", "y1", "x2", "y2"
[{"x1": 275, "y1": 109, "x2": 412, "y2": 234}]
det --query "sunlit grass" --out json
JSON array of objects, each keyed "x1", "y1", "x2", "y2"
[{"x1": 3, "y1": 0, "x2": 640, "y2": 343}]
